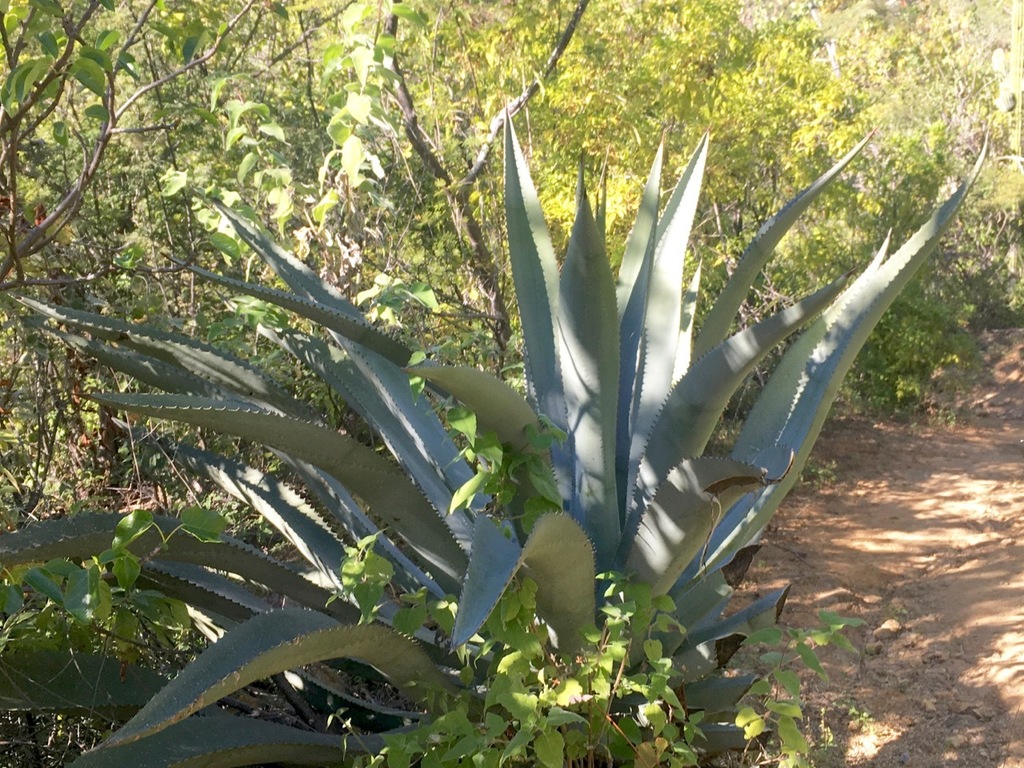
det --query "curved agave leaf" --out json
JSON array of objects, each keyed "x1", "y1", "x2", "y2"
[
  {"x1": 683, "y1": 674, "x2": 758, "y2": 719},
  {"x1": 504, "y1": 118, "x2": 572, "y2": 498},
  {"x1": 679, "y1": 586, "x2": 790, "y2": 655},
  {"x1": 672, "y1": 262, "x2": 702, "y2": 383},
  {"x1": 615, "y1": 141, "x2": 665, "y2": 316},
  {"x1": 91, "y1": 394, "x2": 469, "y2": 590},
  {"x1": 410, "y1": 364, "x2": 542, "y2": 452},
  {"x1": 0, "y1": 513, "x2": 362, "y2": 624},
  {"x1": 633, "y1": 272, "x2": 849, "y2": 518},
  {"x1": 140, "y1": 560, "x2": 271, "y2": 624},
  {"x1": 559, "y1": 183, "x2": 620, "y2": 564},
  {"x1": 102, "y1": 608, "x2": 456, "y2": 749},
  {"x1": 187, "y1": 263, "x2": 412, "y2": 366},
  {"x1": 46, "y1": 329, "x2": 229, "y2": 400},
  {"x1": 282, "y1": 458, "x2": 445, "y2": 598},
  {"x1": 693, "y1": 135, "x2": 871, "y2": 357},
  {"x1": 0, "y1": 651, "x2": 167, "y2": 716},
  {"x1": 452, "y1": 514, "x2": 596, "y2": 652},
  {"x1": 707, "y1": 148, "x2": 986, "y2": 571},
  {"x1": 17, "y1": 297, "x2": 310, "y2": 420},
  {"x1": 172, "y1": 441, "x2": 347, "y2": 590},
  {"x1": 692, "y1": 723, "x2": 751, "y2": 755},
  {"x1": 69, "y1": 713, "x2": 386, "y2": 768},
  {"x1": 265, "y1": 328, "x2": 477, "y2": 518},
  {"x1": 623, "y1": 458, "x2": 767, "y2": 595},
  {"x1": 618, "y1": 137, "x2": 709, "y2": 524}
]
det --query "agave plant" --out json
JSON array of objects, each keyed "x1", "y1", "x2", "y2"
[{"x1": 1, "y1": 120, "x2": 980, "y2": 767}]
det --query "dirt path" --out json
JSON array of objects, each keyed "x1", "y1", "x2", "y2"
[{"x1": 744, "y1": 330, "x2": 1024, "y2": 767}]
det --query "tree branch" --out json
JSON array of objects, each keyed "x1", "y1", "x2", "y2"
[{"x1": 459, "y1": 0, "x2": 590, "y2": 186}]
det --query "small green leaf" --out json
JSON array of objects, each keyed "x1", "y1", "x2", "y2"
[
  {"x1": 766, "y1": 699, "x2": 802, "y2": 718},
  {"x1": 450, "y1": 469, "x2": 487, "y2": 514},
  {"x1": 24, "y1": 567, "x2": 63, "y2": 604},
  {"x1": 643, "y1": 638, "x2": 663, "y2": 663},
  {"x1": 71, "y1": 56, "x2": 107, "y2": 95},
  {"x1": 208, "y1": 232, "x2": 240, "y2": 259},
  {"x1": 237, "y1": 151, "x2": 258, "y2": 184},
  {"x1": 391, "y1": 3, "x2": 427, "y2": 26},
  {"x1": 114, "y1": 510, "x2": 154, "y2": 549},
  {"x1": 64, "y1": 565, "x2": 102, "y2": 623},
  {"x1": 448, "y1": 407, "x2": 477, "y2": 440},
  {"x1": 341, "y1": 133, "x2": 365, "y2": 183},
  {"x1": 773, "y1": 669, "x2": 801, "y2": 698},
  {"x1": 84, "y1": 104, "x2": 110, "y2": 122},
  {"x1": 545, "y1": 706, "x2": 586, "y2": 726},
  {"x1": 346, "y1": 92, "x2": 373, "y2": 124},
  {"x1": 735, "y1": 706, "x2": 766, "y2": 740},
  {"x1": 160, "y1": 169, "x2": 188, "y2": 197},
  {"x1": 95, "y1": 30, "x2": 120, "y2": 51},
  {"x1": 112, "y1": 553, "x2": 142, "y2": 590},
  {"x1": 795, "y1": 641, "x2": 827, "y2": 681},
  {"x1": 259, "y1": 122, "x2": 286, "y2": 142},
  {"x1": 533, "y1": 729, "x2": 564, "y2": 768},
  {"x1": 180, "y1": 506, "x2": 227, "y2": 542},
  {"x1": 776, "y1": 714, "x2": 809, "y2": 753}
]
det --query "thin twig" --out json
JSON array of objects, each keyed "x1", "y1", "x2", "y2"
[{"x1": 459, "y1": 0, "x2": 590, "y2": 186}]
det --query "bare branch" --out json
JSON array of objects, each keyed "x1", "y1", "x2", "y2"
[{"x1": 459, "y1": 0, "x2": 590, "y2": 186}]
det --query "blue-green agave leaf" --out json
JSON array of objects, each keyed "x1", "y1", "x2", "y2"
[
  {"x1": 18, "y1": 296, "x2": 309, "y2": 420},
  {"x1": 264, "y1": 328, "x2": 477, "y2": 521},
  {"x1": 141, "y1": 560, "x2": 271, "y2": 624},
  {"x1": 452, "y1": 513, "x2": 596, "y2": 652},
  {"x1": 683, "y1": 674, "x2": 758, "y2": 717},
  {"x1": 0, "y1": 651, "x2": 167, "y2": 716},
  {"x1": 708, "y1": 147, "x2": 986, "y2": 571},
  {"x1": 504, "y1": 119, "x2": 571, "y2": 498},
  {"x1": 615, "y1": 141, "x2": 664, "y2": 315},
  {"x1": 623, "y1": 458, "x2": 766, "y2": 595},
  {"x1": 70, "y1": 711, "x2": 386, "y2": 768},
  {"x1": 411, "y1": 364, "x2": 542, "y2": 452},
  {"x1": 91, "y1": 393, "x2": 469, "y2": 589},
  {"x1": 189, "y1": 263, "x2": 412, "y2": 366},
  {"x1": 672, "y1": 262, "x2": 702, "y2": 383},
  {"x1": 558, "y1": 184, "x2": 620, "y2": 564},
  {"x1": 169, "y1": 442, "x2": 347, "y2": 590},
  {"x1": 634, "y1": 272, "x2": 849, "y2": 514},
  {"x1": 693, "y1": 135, "x2": 870, "y2": 357},
  {"x1": 692, "y1": 723, "x2": 751, "y2": 755},
  {"x1": 102, "y1": 608, "x2": 456, "y2": 748},
  {"x1": 621, "y1": 137, "x2": 709, "y2": 521}
]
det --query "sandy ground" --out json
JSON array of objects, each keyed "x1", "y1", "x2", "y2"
[{"x1": 742, "y1": 329, "x2": 1024, "y2": 767}]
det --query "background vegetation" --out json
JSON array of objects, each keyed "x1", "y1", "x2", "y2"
[{"x1": 1, "y1": 0, "x2": 1021, "y2": 764}]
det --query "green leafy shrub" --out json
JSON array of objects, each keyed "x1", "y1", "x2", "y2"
[{"x1": 2, "y1": 121, "x2": 980, "y2": 766}]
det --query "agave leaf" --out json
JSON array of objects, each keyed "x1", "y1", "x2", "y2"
[
  {"x1": 0, "y1": 651, "x2": 167, "y2": 716},
  {"x1": 0, "y1": 513, "x2": 363, "y2": 624},
  {"x1": 188, "y1": 264, "x2": 412, "y2": 366},
  {"x1": 411, "y1": 364, "x2": 542, "y2": 452},
  {"x1": 693, "y1": 135, "x2": 870, "y2": 357},
  {"x1": 623, "y1": 458, "x2": 766, "y2": 596},
  {"x1": 103, "y1": 608, "x2": 456, "y2": 749},
  {"x1": 140, "y1": 560, "x2": 270, "y2": 624},
  {"x1": 634, "y1": 272, "x2": 849, "y2": 515},
  {"x1": 692, "y1": 723, "x2": 752, "y2": 755},
  {"x1": 683, "y1": 586, "x2": 790, "y2": 650},
  {"x1": 708, "y1": 148, "x2": 986, "y2": 571},
  {"x1": 265, "y1": 328, "x2": 477, "y2": 518},
  {"x1": 558, "y1": 183, "x2": 620, "y2": 564},
  {"x1": 282, "y1": 458, "x2": 445, "y2": 598},
  {"x1": 452, "y1": 514, "x2": 596, "y2": 652},
  {"x1": 615, "y1": 140, "x2": 664, "y2": 316},
  {"x1": 17, "y1": 297, "x2": 310, "y2": 420},
  {"x1": 69, "y1": 713, "x2": 386, "y2": 768},
  {"x1": 683, "y1": 674, "x2": 758, "y2": 717},
  {"x1": 47, "y1": 329, "x2": 228, "y2": 400},
  {"x1": 672, "y1": 262, "x2": 702, "y2": 383},
  {"x1": 619, "y1": 136, "x2": 709, "y2": 523},
  {"x1": 172, "y1": 441, "x2": 347, "y2": 589},
  {"x1": 91, "y1": 393, "x2": 469, "y2": 589},
  {"x1": 504, "y1": 118, "x2": 571, "y2": 498}
]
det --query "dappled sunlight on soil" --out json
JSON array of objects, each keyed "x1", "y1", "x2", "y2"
[{"x1": 741, "y1": 329, "x2": 1024, "y2": 767}]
